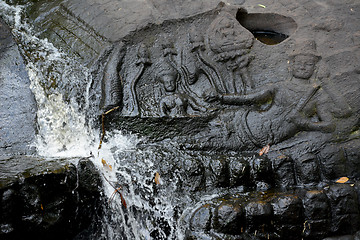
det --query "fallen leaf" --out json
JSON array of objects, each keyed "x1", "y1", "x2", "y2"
[
  {"x1": 101, "y1": 158, "x2": 107, "y2": 166},
  {"x1": 302, "y1": 220, "x2": 310, "y2": 234},
  {"x1": 336, "y1": 177, "x2": 349, "y2": 183},
  {"x1": 258, "y1": 4, "x2": 266, "y2": 8},
  {"x1": 101, "y1": 158, "x2": 112, "y2": 171},
  {"x1": 259, "y1": 144, "x2": 270, "y2": 156},
  {"x1": 155, "y1": 172, "x2": 161, "y2": 185},
  {"x1": 40, "y1": 204, "x2": 44, "y2": 210}
]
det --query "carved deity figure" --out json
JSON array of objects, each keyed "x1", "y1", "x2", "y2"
[
  {"x1": 124, "y1": 44, "x2": 151, "y2": 116},
  {"x1": 206, "y1": 11, "x2": 255, "y2": 94},
  {"x1": 198, "y1": 40, "x2": 349, "y2": 154},
  {"x1": 156, "y1": 57, "x2": 206, "y2": 117}
]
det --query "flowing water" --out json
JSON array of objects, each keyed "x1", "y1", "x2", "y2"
[{"x1": 0, "y1": 1, "x2": 198, "y2": 239}]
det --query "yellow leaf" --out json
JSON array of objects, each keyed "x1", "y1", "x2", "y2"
[
  {"x1": 259, "y1": 144, "x2": 270, "y2": 156},
  {"x1": 101, "y1": 158, "x2": 107, "y2": 166},
  {"x1": 101, "y1": 158, "x2": 112, "y2": 171},
  {"x1": 40, "y1": 204, "x2": 44, "y2": 210},
  {"x1": 258, "y1": 4, "x2": 266, "y2": 8},
  {"x1": 155, "y1": 172, "x2": 161, "y2": 185},
  {"x1": 336, "y1": 177, "x2": 349, "y2": 183}
]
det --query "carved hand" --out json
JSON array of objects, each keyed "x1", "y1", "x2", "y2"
[
  {"x1": 204, "y1": 92, "x2": 220, "y2": 103},
  {"x1": 288, "y1": 113, "x2": 335, "y2": 133}
]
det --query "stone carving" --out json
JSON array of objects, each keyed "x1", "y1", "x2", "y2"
[
  {"x1": 198, "y1": 40, "x2": 351, "y2": 151},
  {"x1": 206, "y1": 11, "x2": 255, "y2": 94},
  {"x1": 153, "y1": 41, "x2": 208, "y2": 117},
  {"x1": 98, "y1": 5, "x2": 358, "y2": 188},
  {"x1": 100, "y1": 44, "x2": 123, "y2": 110},
  {"x1": 124, "y1": 44, "x2": 151, "y2": 116},
  {"x1": 100, "y1": 7, "x2": 259, "y2": 115},
  {"x1": 3, "y1": 1, "x2": 360, "y2": 239}
]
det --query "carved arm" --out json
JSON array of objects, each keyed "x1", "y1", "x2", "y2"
[
  {"x1": 220, "y1": 87, "x2": 275, "y2": 105},
  {"x1": 289, "y1": 87, "x2": 336, "y2": 133}
]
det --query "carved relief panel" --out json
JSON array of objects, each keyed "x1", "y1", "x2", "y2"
[{"x1": 98, "y1": 4, "x2": 357, "y2": 155}]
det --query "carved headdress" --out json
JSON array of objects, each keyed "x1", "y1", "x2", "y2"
[
  {"x1": 206, "y1": 11, "x2": 254, "y2": 62},
  {"x1": 289, "y1": 40, "x2": 321, "y2": 61}
]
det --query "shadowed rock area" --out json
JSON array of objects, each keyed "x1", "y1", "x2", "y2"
[{"x1": 0, "y1": 157, "x2": 104, "y2": 240}]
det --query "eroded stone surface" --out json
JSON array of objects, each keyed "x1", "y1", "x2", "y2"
[{"x1": 183, "y1": 184, "x2": 360, "y2": 239}]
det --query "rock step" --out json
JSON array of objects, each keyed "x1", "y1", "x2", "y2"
[
  {"x1": 0, "y1": 156, "x2": 104, "y2": 240},
  {"x1": 186, "y1": 182, "x2": 360, "y2": 240}
]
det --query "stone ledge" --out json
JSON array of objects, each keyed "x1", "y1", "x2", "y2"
[{"x1": 0, "y1": 157, "x2": 104, "y2": 240}]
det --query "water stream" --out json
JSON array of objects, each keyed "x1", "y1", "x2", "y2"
[{"x1": 0, "y1": 1, "x2": 206, "y2": 239}]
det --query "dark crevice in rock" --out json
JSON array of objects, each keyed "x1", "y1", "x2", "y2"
[{"x1": 236, "y1": 10, "x2": 297, "y2": 45}]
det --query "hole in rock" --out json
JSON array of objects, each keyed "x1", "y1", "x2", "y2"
[
  {"x1": 237, "y1": 10, "x2": 297, "y2": 45},
  {"x1": 251, "y1": 30, "x2": 289, "y2": 45}
]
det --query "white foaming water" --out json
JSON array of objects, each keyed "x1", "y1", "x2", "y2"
[
  {"x1": 0, "y1": 1, "x2": 93, "y2": 157},
  {"x1": 27, "y1": 62, "x2": 95, "y2": 157},
  {"x1": 0, "y1": 1, "x2": 181, "y2": 239}
]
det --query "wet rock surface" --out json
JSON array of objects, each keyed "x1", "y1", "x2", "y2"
[
  {"x1": 184, "y1": 183, "x2": 360, "y2": 239},
  {"x1": 91, "y1": 0, "x2": 360, "y2": 238},
  {"x1": 0, "y1": 17, "x2": 37, "y2": 156},
  {"x1": 109, "y1": 144, "x2": 360, "y2": 239},
  {"x1": 0, "y1": 156, "x2": 104, "y2": 240}
]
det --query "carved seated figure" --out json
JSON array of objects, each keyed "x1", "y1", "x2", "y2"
[
  {"x1": 197, "y1": 41, "x2": 350, "y2": 156},
  {"x1": 156, "y1": 59, "x2": 207, "y2": 117}
]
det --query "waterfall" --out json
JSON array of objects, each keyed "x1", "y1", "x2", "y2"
[{"x1": 0, "y1": 1, "x2": 190, "y2": 239}]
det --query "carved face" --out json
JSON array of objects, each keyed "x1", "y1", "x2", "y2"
[
  {"x1": 160, "y1": 73, "x2": 177, "y2": 92},
  {"x1": 292, "y1": 55, "x2": 317, "y2": 80}
]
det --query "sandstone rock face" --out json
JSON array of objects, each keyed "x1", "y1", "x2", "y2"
[
  {"x1": 94, "y1": 0, "x2": 360, "y2": 185},
  {"x1": 1, "y1": 0, "x2": 360, "y2": 239},
  {"x1": 87, "y1": 0, "x2": 360, "y2": 238}
]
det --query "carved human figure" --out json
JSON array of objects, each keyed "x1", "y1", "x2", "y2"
[
  {"x1": 206, "y1": 11, "x2": 255, "y2": 94},
  {"x1": 200, "y1": 40, "x2": 339, "y2": 155},
  {"x1": 124, "y1": 44, "x2": 151, "y2": 116},
  {"x1": 156, "y1": 58, "x2": 206, "y2": 117}
]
